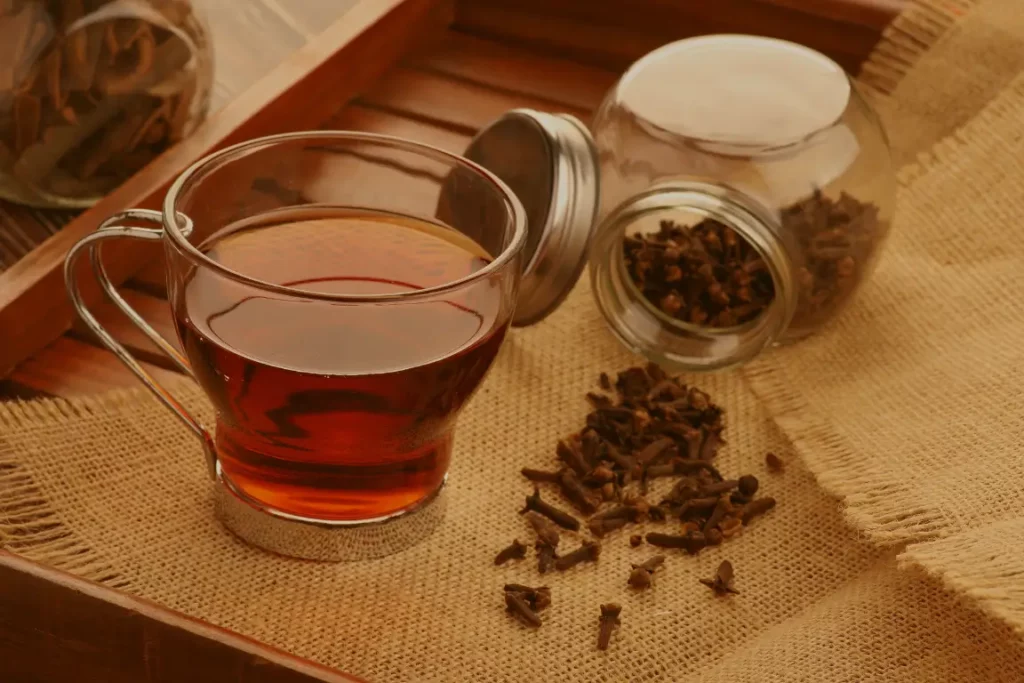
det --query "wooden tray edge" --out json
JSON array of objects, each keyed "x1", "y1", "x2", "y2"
[{"x1": 0, "y1": 550, "x2": 363, "y2": 682}]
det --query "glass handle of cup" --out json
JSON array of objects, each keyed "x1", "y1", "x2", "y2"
[{"x1": 64, "y1": 209, "x2": 218, "y2": 480}]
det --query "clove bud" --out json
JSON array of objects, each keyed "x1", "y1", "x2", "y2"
[
  {"x1": 699, "y1": 560, "x2": 739, "y2": 596},
  {"x1": 494, "y1": 539, "x2": 527, "y2": 565},
  {"x1": 505, "y1": 590, "x2": 542, "y2": 628},
  {"x1": 627, "y1": 555, "x2": 665, "y2": 589},
  {"x1": 521, "y1": 488, "x2": 580, "y2": 531},
  {"x1": 588, "y1": 516, "x2": 627, "y2": 538},
  {"x1": 597, "y1": 603, "x2": 622, "y2": 650},
  {"x1": 554, "y1": 540, "x2": 601, "y2": 571},
  {"x1": 741, "y1": 497, "x2": 777, "y2": 525}
]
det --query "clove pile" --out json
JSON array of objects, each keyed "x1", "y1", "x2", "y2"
[
  {"x1": 499, "y1": 364, "x2": 779, "y2": 648},
  {"x1": 517, "y1": 364, "x2": 775, "y2": 560},
  {"x1": 623, "y1": 191, "x2": 884, "y2": 331}
]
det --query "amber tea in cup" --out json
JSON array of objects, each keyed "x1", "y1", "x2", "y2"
[
  {"x1": 180, "y1": 208, "x2": 506, "y2": 520},
  {"x1": 66, "y1": 132, "x2": 526, "y2": 560}
]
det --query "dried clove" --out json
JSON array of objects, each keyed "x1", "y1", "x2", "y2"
[
  {"x1": 702, "y1": 497, "x2": 731, "y2": 535},
  {"x1": 597, "y1": 603, "x2": 622, "y2": 651},
  {"x1": 505, "y1": 590, "x2": 542, "y2": 628},
  {"x1": 521, "y1": 488, "x2": 580, "y2": 531},
  {"x1": 635, "y1": 437, "x2": 675, "y2": 468},
  {"x1": 536, "y1": 541, "x2": 558, "y2": 574},
  {"x1": 556, "y1": 438, "x2": 590, "y2": 477},
  {"x1": 737, "y1": 474, "x2": 759, "y2": 497},
  {"x1": 504, "y1": 584, "x2": 551, "y2": 611},
  {"x1": 629, "y1": 534, "x2": 643, "y2": 547},
  {"x1": 698, "y1": 479, "x2": 739, "y2": 497},
  {"x1": 699, "y1": 560, "x2": 739, "y2": 596},
  {"x1": 588, "y1": 516, "x2": 628, "y2": 538},
  {"x1": 628, "y1": 555, "x2": 665, "y2": 589},
  {"x1": 765, "y1": 452, "x2": 785, "y2": 472},
  {"x1": 741, "y1": 497, "x2": 777, "y2": 525},
  {"x1": 645, "y1": 531, "x2": 706, "y2": 554},
  {"x1": 584, "y1": 464, "x2": 616, "y2": 485},
  {"x1": 521, "y1": 467, "x2": 563, "y2": 484},
  {"x1": 494, "y1": 539, "x2": 527, "y2": 565},
  {"x1": 524, "y1": 511, "x2": 561, "y2": 548},
  {"x1": 590, "y1": 504, "x2": 637, "y2": 523},
  {"x1": 559, "y1": 470, "x2": 600, "y2": 515},
  {"x1": 554, "y1": 540, "x2": 601, "y2": 571},
  {"x1": 699, "y1": 431, "x2": 723, "y2": 461}
]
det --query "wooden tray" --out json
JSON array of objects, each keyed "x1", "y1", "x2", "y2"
[
  {"x1": 0, "y1": 0, "x2": 901, "y2": 394},
  {"x1": 0, "y1": 0, "x2": 902, "y2": 677}
]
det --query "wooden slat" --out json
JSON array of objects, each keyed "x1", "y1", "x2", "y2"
[
  {"x1": 0, "y1": 0, "x2": 451, "y2": 380},
  {"x1": 360, "y1": 66, "x2": 588, "y2": 134},
  {"x1": 755, "y1": 0, "x2": 906, "y2": 29},
  {"x1": 0, "y1": 551, "x2": 363, "y2": 683},
  {"x1": 327, "y1": 104, "x2": 472, "y2": 152},
  {"x1": 409, "y1": 30, "x2": 617, "y2": 111},
  {"x1": 454, "y1": 0, "x2": 901, "y2": 73},
  {"x1": 11, "y1": 337, "x2": 184, "y2": 397},
  {"x1": 69, "y1": 289, "x2": 182, "y2": 368}
]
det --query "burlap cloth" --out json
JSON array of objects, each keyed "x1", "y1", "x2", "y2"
[{"x1": 4, "y1": 0, "x2": 1024, "y2": 680}]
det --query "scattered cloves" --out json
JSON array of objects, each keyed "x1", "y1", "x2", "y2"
[
  {"x1": 597, "y1": 603, "x2": 622, "y2": 651},
  {"x1": 627, "y1": 554, "x2": 665, "y2": 589},
  {"x1": 645, "y1": 531, "x2": 706, "y2": 554},
  {"x1": 504, "y1": 584, "x2": 551, "y2": 611},
  {"x1": 521, "y1": 467, "x2": 564, "y2": 484},
  {"x1": 699, "y1": 560, "x2": 739, "y2": 596},
  {"x1": 559, "y1": 470, "x2": 600, "y2": 515},
  {"x1": 737, "y1": 474, "x2": 759, "y2": 497},
  {"x1": 536, "y1": 541, "x2": 558, "y2": 574},
  {"x1": 494, "y1": 539, "x2": 527, "y2": 566},
  {"x1": 505, "y1": 590, "x2": 543, "y2": 627},
  {"x1": 554, "y1": 540, "x2": 601, "y2": 571},
  {"x1": 702, "y1": 497, "x2": 731, "y2": 535},
  {"x1": 629, "y1": 534, "x2": 643, "y2": 547},
  {"x1": 521, "y1": 488, "x2": 580, "y2": 531},
  {"x1": 741, "y1": 497, "x2": 777, "y2": 525},
  {"x1": 524, "y1": 511, "x2": 561, "y2": 548},
  {"x1": 588, "y1": 516, "x2": 628, "y2": 538}
]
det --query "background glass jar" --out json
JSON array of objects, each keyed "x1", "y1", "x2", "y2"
[
  {"x1": 0, "y1": 0, "x2": 212, "y2": 208},
  {"x1": 586, "y1": 34, "x2": 896, "y2": 370}
]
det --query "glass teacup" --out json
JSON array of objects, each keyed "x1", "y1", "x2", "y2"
[{"x1": 65, "y1": 132, "x2": 526, "y2": 560}]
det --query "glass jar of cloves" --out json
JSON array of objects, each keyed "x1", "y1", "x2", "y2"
[
  {"x1": 0, "y1": 0, "x2": 212, "y2": 208},
  {"x1": 460, "y1": 35, "x2": 896, "y2": 371}
]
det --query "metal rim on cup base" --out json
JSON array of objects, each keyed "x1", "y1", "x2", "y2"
[{"x1": 214, "y1": 467, "x2": 448, "y2": 562}]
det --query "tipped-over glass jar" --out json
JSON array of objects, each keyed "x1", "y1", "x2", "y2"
[{"x1": 463, "y1": 34, "x2": 896, "y2": 371}]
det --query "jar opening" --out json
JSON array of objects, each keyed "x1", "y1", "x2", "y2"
[{"x1": 590, "y1": 182, "x2": 797, "y2": 371}]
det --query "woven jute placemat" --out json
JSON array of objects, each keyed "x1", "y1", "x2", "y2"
[
  {"x1": 743, "y1": 0, "x2": 1024, "y2": 639},
  {"x1": 3, "y1": 287, "x2": 1024, "y2": 681},
  {"x1": 859, "y1": 0, "x2": 1024, "y2": 166},
  {"x1": 4, "y1": 0, "x2": 1024, "y2": 679}
]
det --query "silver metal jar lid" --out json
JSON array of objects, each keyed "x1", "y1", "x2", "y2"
[{"x1": 461, "y1": 109, "x2": 600, "y2": 326}]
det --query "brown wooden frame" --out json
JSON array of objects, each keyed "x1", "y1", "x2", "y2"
[
  {"x1": 0, "y1": 0, "x2": 903, "y2": 676},
  {"x1": 0, "y1": 551, "x2": 362, "y2": 683}
]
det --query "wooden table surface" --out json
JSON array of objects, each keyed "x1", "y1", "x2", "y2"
[{"x1": 0, "y1": 0, "x2": 905, "y2": 402}]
